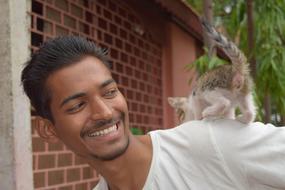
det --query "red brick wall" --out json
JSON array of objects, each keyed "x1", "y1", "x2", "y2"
[{"x1": 30, "y1": 0, "x2": 163, "y2": 189}]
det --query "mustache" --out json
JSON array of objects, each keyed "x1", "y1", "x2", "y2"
[{"x1": 80, "y1": 113, "x2": 124, "y2": 138}]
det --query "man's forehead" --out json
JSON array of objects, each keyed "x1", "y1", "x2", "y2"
[{"x1": 46, "y1": 57, "x2": 113, "y2": 97}]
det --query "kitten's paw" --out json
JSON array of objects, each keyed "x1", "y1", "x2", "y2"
[
  {"x1": 202, "y1": 108, "x2": 218, "y2": 118},
  {"x1": 202, "y1": 104, "x2": 229, "y2": 118},
  {"x1": 202, "y1": 109, "x2": 213, "y2": 118}
]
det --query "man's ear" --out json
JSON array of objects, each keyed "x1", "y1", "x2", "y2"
[{"x1": 34, "y1": 116, "x2": 59, "y2": 143}]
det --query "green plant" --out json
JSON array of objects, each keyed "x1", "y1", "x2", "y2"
[{"x1": 130, "y1": 127, "x2": 144, "y2": 135}]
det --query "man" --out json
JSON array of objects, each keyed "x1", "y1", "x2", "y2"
[{"x1": 22, "y1": 36, "x2": 285, "y2": 190}]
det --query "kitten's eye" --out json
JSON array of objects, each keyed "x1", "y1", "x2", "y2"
[
  {"x1": 103, "y1": 88, "x2": 118, "y2": 98},
  {"x1": 66, "y1": 102, "x2": 85, "y2": 113}
]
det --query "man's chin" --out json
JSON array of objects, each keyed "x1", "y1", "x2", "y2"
[{"x1": 91, "y1": 136, "x2": 130, "y2": 161}]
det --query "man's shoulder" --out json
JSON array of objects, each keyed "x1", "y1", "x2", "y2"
[
  {"x1": 151, "y1": 119, "x2": 210, "y2": 134},
  {"x1": 149, "y1": 118, "x2": 269, "y2": 142}
]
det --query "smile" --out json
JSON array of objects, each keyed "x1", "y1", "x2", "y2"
[{"x1": 87, "y1": 124, "x2": 119, "y2": 137}]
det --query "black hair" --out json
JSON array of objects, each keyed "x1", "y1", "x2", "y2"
[{"x1": 21, "y1": 36, "x2": 110, "y2": 121}]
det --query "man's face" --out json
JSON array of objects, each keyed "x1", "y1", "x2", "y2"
[{"x1": 45, "y1": 56, "x2": 130, "y2": 161}]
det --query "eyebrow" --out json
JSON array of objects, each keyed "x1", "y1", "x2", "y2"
[
  {"x1": 99, "y1": 78, "x2": 116, "y2": 89},
  {"x1": 60, "y1": 92, "x2": 86, "y2": 108},
  {"x1": 60, "y1": 78, "x2": 116, "y2": 108}
]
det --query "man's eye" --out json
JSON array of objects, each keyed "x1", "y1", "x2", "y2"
[
  {"x1": 103, "y1": 89, "x2": 118, "y2": 98},
  {"x1": 66, "y1": 102, "x2": 85, "y2": 113}
]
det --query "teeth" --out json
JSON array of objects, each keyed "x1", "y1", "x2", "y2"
[{"x1": 88, "y1": 125, "x2": 117, "y2": 137}]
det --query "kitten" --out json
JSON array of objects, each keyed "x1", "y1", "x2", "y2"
[{"x1": 169, "y1": 19, "x2": 256, "y2": 124}]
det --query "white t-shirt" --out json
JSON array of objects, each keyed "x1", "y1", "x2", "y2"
[{"x1": 93, "y1": 119, "x2": 285, "y2": 190}]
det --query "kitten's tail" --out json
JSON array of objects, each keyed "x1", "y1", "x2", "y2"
[{"x1": 200, "y1": 18, "x2": 248, "y2": 74}]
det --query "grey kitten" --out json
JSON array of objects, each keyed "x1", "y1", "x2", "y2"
[{"x1": 169, "y1": 19, "x2": 256, "y2": 124}]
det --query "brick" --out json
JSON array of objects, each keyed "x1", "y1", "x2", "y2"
[
  {"x1": 135, "y1": 92, "x2": 141, "y2": 101},
  {"x1": 103, "y1": 9, "x2": 112, "y2": 20},
  {"x1": 32, "y1": 137, "x2": 45, "y2": 152},
  {"x1": 119, "y1": 28, "x2": 127, "y2": 39},
  {"x1": 110, "y1": 23, "x2": 117, "y2": 35},
  {"x1": 75, "y1": 183, "x2": 88, "y2": 190},
  {"x1": 64, "y1": 14, "x2": 76, "y2": 29},
  {"x1": 121, "y1": 76, "x2": 128, "y2": 86},
  {"x1": 59, "y1": 185, "x2": 73, "y2": 190},
  {"x1": 108, "y1": 1, "x2": 117, "y2": 11},
  {"x1": 131, "y1": 103, "x2": 138, "y2": 112},
  {"x1": 34, "y1": 172, "x2": 45, "y2": 188},
  {"x1": 118, "y1": 7, "x2": 126, "y2": 17},
  {"x1": 38, "y1": 154, "x2": 55, "y2": 169},
  {"x1": 129, "y1": 34, "x2": 136, "y2": 44},
  {"x1": 56, "y1": 25, "x2": 69, "y2": 35},
  {"x1": 58, "y1": 153, "x2": 73, "y2": 167},
  {"x1": 129, "y1": 113, "x2": 134, "y2": 123},
  {"x1": 123, "y1": 20, "x2": 131, "y2": 29},
  {"x1": 148, "y1": 106, "x2": 153, "y2": 114},
  {"x1": 43, "y1": 20, "x2": 53, "y2": 35},
  {"x1": 126, "y1": 66, "x2": 133, "y2": 76},
  {"x1": 112, "y1": 73, "x2": 119, "y2": 83},
  {"x1": 31, "y1": 124, "x2": 35, "y2": 135},
  {"x1": 110, "y1": 48, "x2": 118, "y2": 59},
  {"x1": 54, "y1": 0, "x2": 68, "y2": 11},
  {"x1": 127, "y1": 90, "x2": 133, "y2": 100},
  {"x1": 48, "y1": 141, "x2": 64, "y2": 151},
  {"x1": 98, "y1": 0, "x2": 106, "y2": 6},
  {"x1": 48, "y1": 170, "x2": 64, "y2": 186},
  {"x1": 85, "y1": 11, "x2": 93, "y2": 23},
  {"x1": 74, "y1": 155, "x2": 87, "y2": 165},
  {"x1": 71, "y1": 4, "x2": 83, "y2": 18},
  {"x1": 104, "y1": 33, "x2": 113, "y2": 44},
  {"x1": 137, "y1": 115, "x2": 142, "y2": 123},
  {"x1": 79, "y1": 22, "x2": 90, "y2": 35},
  {"x1": 67, "y1": 168, "x2": 81, "y2": 182},
  {"x1": 98, "y1": 17, "x2": 107, "y2": 30},
  {"x1": 115, "y1": 38, "x2": 122, "y2": 48},
  {"x1": 116, "y1": 63, "x2": 123, "y2": 73},
  {"x1": 121, "y1": 52, "x2": 128, "y2": 62},
  {"x1": 45, "y1": 0, "x2": 53, "y2": 5},
  {"x1": 140, "y1": 105, "x2": 146, "y2": 113},
  {"x1": 33, "y1": 155, "x2": 36, "y2": 170},
  {"x1": 83, "y1": 167, "x2": 94, "y2": 179},
  {"x1": 46, "y1": 7, "x2": 61, "y2": 23}
]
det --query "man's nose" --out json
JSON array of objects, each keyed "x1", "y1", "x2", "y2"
[{"x1": 89, "y1": 96, "x2": 113, "y2": 121}]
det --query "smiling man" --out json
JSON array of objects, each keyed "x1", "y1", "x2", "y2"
[
  {"x1": 45, "y1": 56, "x2": 131, "y2": 161},
  {"x1": 22, "y1": 36, "x2": 285, "y2": 190}
]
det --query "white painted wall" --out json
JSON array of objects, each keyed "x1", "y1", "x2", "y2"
[{"x1": 0, "y1": 0, "x2": 33, "y2": 189}]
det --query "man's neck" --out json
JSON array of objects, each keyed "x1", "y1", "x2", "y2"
[{"x1": 89, "y1": 134, "x2": 152, "y2": 190}]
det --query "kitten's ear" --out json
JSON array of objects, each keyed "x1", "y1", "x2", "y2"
[
  {"x1": 168, "y1": 97, "x2": 176, "y2": 107},
  {"x1": 34, "y1": 116, "x2": 59, "y2": 143},
  {"x1": 181, "y1": 97, "x2": 188, "y2": 104}
]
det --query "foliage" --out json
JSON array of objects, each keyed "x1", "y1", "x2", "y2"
[
  {"x1": 130, "y1": 127, "x2": 144, "y2": 135},
  {"x1": 185, "y1": 48, "x2": 227, "y2": 78},
  {"x1": 186, "y1": 0, "x2": 285, "y2": 124},
  {"x1": 254, "y1": 0, "x2": 285, "y2": 124}
]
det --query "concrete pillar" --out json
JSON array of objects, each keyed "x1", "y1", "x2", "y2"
[{"x1": 0, "y1": 0, "x2": 33, "y2": 189}]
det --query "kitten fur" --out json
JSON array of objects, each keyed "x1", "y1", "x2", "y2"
[{"x1": 169, "y1": 19, "x2": 256, "y2": 124}]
